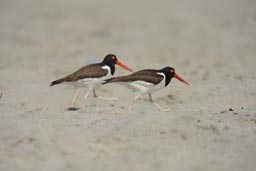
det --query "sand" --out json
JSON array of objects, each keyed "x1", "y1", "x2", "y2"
[{"x1": 0, "y1": 0, "x2": 256, "y2": 170}]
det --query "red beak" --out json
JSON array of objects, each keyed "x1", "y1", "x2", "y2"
[
  {"x1": 174, "y1": 74, "x2": 190, "y2": 85},
  {"x1": 116, "y1": 60, "x2": 134, "y2": 72}
]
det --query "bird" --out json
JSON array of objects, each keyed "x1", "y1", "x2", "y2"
[
  {"x1": 104, "y1": 66, "x2": 189, "y2": 112},
  {"x1": 50, "y1": 54, "x2": 134, "y2": 109}
]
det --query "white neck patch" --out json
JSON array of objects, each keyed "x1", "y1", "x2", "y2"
[
  {"x1": 102, "y1": 65, "x2": 112, "y2": 77},
  {"x1": 157, "y1": 72, "x2": 165, "y2": 78}
]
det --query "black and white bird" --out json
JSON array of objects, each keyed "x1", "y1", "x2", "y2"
[
  {"x1": 50, "y1": 54, "x2": 134, "y2": 109},
  {"x1": 104, "y1": 67, "x2": 189, "y2": 111}
]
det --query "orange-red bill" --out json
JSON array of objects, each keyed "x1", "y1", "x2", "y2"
[
  {"x1": 174, "y1": 74, "x2": 190, "y2": 85},
  {"x1": 116, "y1": 60, "x2": 134, "y2": 72}
]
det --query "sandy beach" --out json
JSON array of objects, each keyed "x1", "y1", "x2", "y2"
[{"x1": 1, "y1": 0, "x2": 256, "y2": 170}]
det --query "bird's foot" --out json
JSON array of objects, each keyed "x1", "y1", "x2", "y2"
[
  {"x1": 152, "y1": 101, "x2": 171, "y2": 112},
  {"x1": 95, "y1": 96, "x2": 119, "y2": 101},
  {"x1": 157, "y1": 107, "x2": 171, "y2": 112}
]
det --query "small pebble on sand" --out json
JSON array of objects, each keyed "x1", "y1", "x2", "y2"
[{"x1": 28, "y1": 137, "x2": 36, "y2": 142}]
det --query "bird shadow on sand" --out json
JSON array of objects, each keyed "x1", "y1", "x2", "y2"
[{"x1": 67, "y1": 107, "x2": 80, "y2": 111}]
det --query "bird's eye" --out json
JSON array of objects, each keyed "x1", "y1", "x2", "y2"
[
  {"x1": 170, "y1": 69, "x2": 174, "y2": 73},
  {"x1": 111, "y1": 56, "x2": 116, "y2": 60}
]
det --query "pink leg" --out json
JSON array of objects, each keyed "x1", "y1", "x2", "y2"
[
  {"x1": 133, "y1": 94, "x2": 141, "y2": 101},
  {"x1": 84, "y1": 88, "x2": 92, "y2": 104},
  {"x1": 128, "y1": 94, "x2": 141, "y2": 111},
  {"x1": 93, "y1": 89, "x2": 118, "y2": 101},
  {"x1": 148, "y1": 93, "x2": 171, "y2": 112},
  {"x1": 81, "y1": 88, "x2": 93, "y2": 110},
  {"x1": 71, "y1": 88, "x2": 80, "y2": 107}
]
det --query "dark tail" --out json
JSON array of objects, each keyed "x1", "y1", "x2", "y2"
[
  {"x1": 103, "y1": 77, "x2": 121, "y2": 84},
  {"x1": 50, "y1": 77, "x2": 66, "y2": 86},
  {"x1": 102, "y1": 78, "x2": 113, "y2": 84}
]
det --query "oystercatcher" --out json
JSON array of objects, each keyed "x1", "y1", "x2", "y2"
[
  {"x1": 104, "y1": 67, "x2": 189, "y2": 111},
  {"x1": 50, "y1": 54, "x2": 134, "y2": 109}
]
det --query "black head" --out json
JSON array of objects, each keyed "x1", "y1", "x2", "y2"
[
  {"x1": 102, "y1": 54, "x2": 134, "y2": 75},
  {"x1": 102, "y1": 54, "x2": 117, "y2": 65},
  {"x1": 160, "y1": 67, "x2": 189, "y2": 86},
  {"x1": 101, "y1": 54, "x2": 118, "y2": 75}
]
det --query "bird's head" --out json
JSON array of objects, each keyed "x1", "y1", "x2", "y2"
[
  {"x1": 162, "y1": 67, "x2": 190, "y2": 85},
  {"x1": 103, "y1": 54, "x2": 134, "y2": 73}
]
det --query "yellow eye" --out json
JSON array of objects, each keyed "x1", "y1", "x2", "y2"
[{"x1": 112, "y1": 56, "x2": 116, "y2": 60}]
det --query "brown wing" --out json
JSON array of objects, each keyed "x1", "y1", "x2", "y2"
[
  {"x1": 107, "y1": 69, "x2": 164, "y2": 85},
  {"x1": 51, "y1": 63, "x2": 108, "y2": 86},
  {"x1": 64, "y1": 63, "x2": 108, "y2": 82}
]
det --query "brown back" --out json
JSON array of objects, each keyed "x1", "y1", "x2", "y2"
[
  {"x1": 108, "y1": 69, "x2": 164, "y2": 85},
  {"x1": 64, "y1": 63, "x2": 108, "y2": 82}
]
